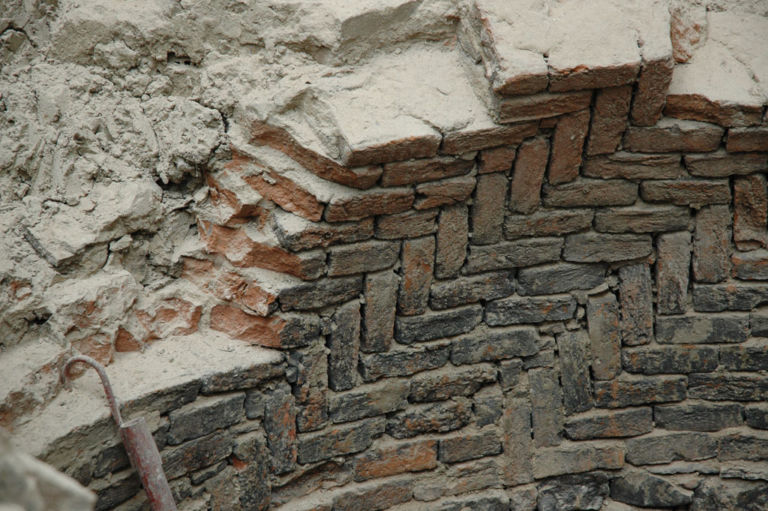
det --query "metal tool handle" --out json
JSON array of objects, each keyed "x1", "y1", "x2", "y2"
[{"x1": 62, "y1": 355, "x2": 123, "y2": 426}]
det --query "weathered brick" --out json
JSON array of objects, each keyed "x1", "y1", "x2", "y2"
[
  {"x1": 328, "y1": 240, "x2": 400, "y2": 277},
  {"x1": 529, "y1": 367, "x2": 564, "y2": 447},
  {"x1": 287, "y1": 341, "x2": 328, "y2": 431},
  {"x1": 272, "y1": 210, "x2": 374, "y2": 252},
  {"x1": 752, "y1": 309, "x2": 768, "y2": 336},
  {"x1": 486, "y1": 294, "x2": 577, "y2": 326},
  {"x1": 690, "y1": 479, "x2": 768, "y2": 511},
  {"x1": 325, "y1": 188, "x2": 415, "y2": 222},
  {"x1": 451, "y1": 326, "x2": 538, "y2": 365},
  {"x1": 510, "y1": 137, "x2": 550, "y2": 214},
  {"x1": 623, "y1": 119, "x2": 724, "y2": 153},
  {"x1": 342, "y1": 130, "x2": 441, "y2": 167},
  {"x1": 386, "y1": 398, "x2": 473, "y2": 439},
  {"x1": 689, "y1": 373, "x2": 768, "y2": 401},
  {"x1": 361, "y1": 270, "x2": 398, "y2": 353},
  {"x1": 471, "y1": 173, "x2": 507, "y2": 245},
  {"x1": 622, "y1": 346, "x2": 718, "y2": 374},
  {"x1": 479, "y1": 146, "x2": 516, "y2": 174},
  {"x1": 693, "y1": 205, "x2": 732, "y2": 283},
  {"x1": 745, "y1": 405, "x2": 768, "y2": 430},
  {"x1": 564, "y1": 233, "x2": 651, "y2": 263},
  {"x1": 558, "y1": 331, "x2": 594, "y2": 415},
  {"x1": 720, "y1": 343, "x2": 768, "y2": 371},
  {"x1": 733, "y1": 250, "x2": 768, "y2": 280},
  {"x1": 327, "y1": 300, "x2": 361, "y2": 391},
  {"x1": 549, "y1": 109, "x2": 590, "y2": 185},
  {"x1": 441, "y1": 122, "x2": 538, "y2": 154},
  {"x1": 497, "y1": 91, "x2": 593, "y2": 124},
  {"x1": 167, "y1": 393, "x2": 245, "y2": 445},
  {"x1": 655, "y1": 314, "x2": 749, "y2": 344},
  {"x1": 504, "y1": 209, "x2": 593, "y2": 239},
  {"x1": 583, "y1": 152, "x2": 684, "y2": 180},
  {"x1": 507, "y1": 484, "x2": 537, "y2": 510},
  {"x1": 610, "y1": 471, "x2": 692, "y2": 508},
  {"x1": 734, "y1": 174, "x2": 768, "y2": 251},
  {"x1": 641, "y1": 179, "x2": 731, "y2": 207},
  {"x1": 618, "y1": 264, "x2": 654, "y2": 346},
  {"x1": 381, "y1": 157, "x2": 473, "y2": 187},
  {"x1": 414, "y1": 175, "x2": 475, "y2": 210},
  {"x1": 359, "y1": 342, "x2": 450, "y2": 382},
  {"x1": 542, "y1": 179, "x2": 638, "y2": 208},
  {"x1": 501, "y1": 397, "x2": 534, "y2": 485},
  {"x1": 523, "y1": 350, "x2": 556, "y2": 370},
  {"x1": 693, "y1": 283, "x2": 768, "y2": 312},
  {"x1": 398, "y1": 236, "x2": 435, "y2": 316},
  {"x1": 538, "y1": 473, "x2": 610, "y2": 511},
  {"x1": 430, "y1": 271, "x2": 514, "y2": 310},
  {"x1": 594, "y1": 206, "x2": 689, "y2": 234},
  {"x1": 518, "y1": 263, "x2": 605, "y2": 295},
  {"x1": 328, "y1": 380, "x2": 408, "y2": 424},
  {"x1": 719, "y1": 431, "x2": 768, "y2": 462},
  {"x1": 297, "y1": 418, "x2": 385, "y2": 464},
  {"x1": 162, "y1": 431, "x2": 234, "y2": 481},
  {"x1": 587, "y1": 293, "x2": 621, "y2": 380},
  {"x1": 262, "y1": 383, "x2": 297, "y2": 474},
  {"x1": 242, "y1": 166, "x2": 325, "y2": 223},
  {"x1": 395, "y1": 305, "x2": 482, "y2": 344},
  {"x1": 594, "y1": 376, "x2": 687, "y2": 408},
  {"x1": 439, "y1": 428, "x2": 502, "y2": 464},
  {"x1": 464, "y1": 238, "x2": 563, "y2": 274},
  {"x1": 587, "y1": 86, "x2": 632, "y2": 155},
  {"x1": 631, "y1": 57, "x2": 675, "y2": 126},
  {"x1": 210, "y1": 305, "x2": 320, "y2": 349},
  {"x1": 352, "y1": 439, "x2": 438, "y2": 482},
  {"x1": 435, "y1": 204, "x2": 468, "y2": 279},
  {"x1": 410, "y1": 364, "x2": 497, "y2": 402},
  {"x1": 474, "y1": 386, "x2": 504, "y2": 427},
  {"x1": 726, "y1": 127, "x2": 768, "y2": 152},
  {"x1": 657, "y1": 232, "x2": 691, "y2": 315},
  {"x1": 532, "y1": 443, "x2": 625, "y2": 479},
  {"x1": 279, "y1": 276, "x2": 363, "y2": 312},
  {"x1": 655, "y1": 402, "x2": 742, "y2": 432},
  {"x1": 565, "y1": 408, "x2": 652, "y2": 440},
  {"x1": 625, "y1": 431, "x2": 717, "y2": 465},
  {"x1": 685, "y1": 151, "x2": 768, "y2": 178},
  {"x1": 375, "y1": 209, "x2": 437, "y2": 240}
]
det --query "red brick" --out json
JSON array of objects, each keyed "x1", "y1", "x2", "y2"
[
  {"x1": 549, "y1": 62, "x2": 638, "y2": 93},
  {"x1": 210, "y1": 304, "x2": 319, "y2": 349},
  {"x1": 72, "y1": 333, "x2": 114, "y2": 367},
  {"x1": 325, "y1": 189, "x2": 414, "y2": 223},
  {"x1": 510, "y1": 137, "x2": 550, "y2": 214},
  {"x1": 398, "y1": 236, "x2": 435, "y2": 316},
  {"x1": 665, "y1": 94, "x2": 763, "y2": 128},
  {"x1": 693, "y1": 205, "x2": 732, "y2": 283},
  {"x1": 479, "y1": 146, "x2": 516, "y2": 174},
  {"x1": 497, "y1": 91, "x2": 593, "y2": 124},
  {"x1": 641, "y1": 179, "x2": 731, "y2": 208},
  {"x1": 353, "y1": 440, "x2": 437, "y2": 481},
  {"x1": 375, "y1": 209, "x2": 437, "y2": 240},
  {"x1": 549, "y1": 109, "x2": 590, "y2": 185},
  {"x1": 442, "y1": 122, "x2": 538, "y2": 154},
  {"x1": 435, "y1": 204, "x2": 468, "y2": 279},
  {"x1": 242, "y1": 166, "x2": 325, "y2": 222},
  {"x1": 380, "y1": 157, "x2": 473, "y2": 187},
  {"x1": 249, "y1": 120, "x2": 381, "y2": 189},
  {"x1": 135, "y1": 297, "x2": 202, "y2": 342},
  {"x1": 587, "y1": 86, "x2": 632, "y2": 156},
  {"x1": 734, "y1": 174, "x2": 768, "y2": 251},
  {"x1": 471, "y1": 173, "x2": 507, "y2": 245},
  {"x1": 631, "y1": 58, "x2": 675, "y2": 126},
  {"x1": 624, "y1": 120, "x2": 724, "y2": 153},
  {"x1": 414, "y1": 175, "x2": 475, "y2": 210},
  {"x1": 206, "y1": 167, "x2": 265, "y2": 224},
  {"x1": 272, "y1": 211, "x2": 374, "y2": 252},
  {"x1": 115, "y1": 327, "x2": 143, "y2": 353},
  {"x1": 727, "y1": 127, "x2": 768, "y2": 153}
]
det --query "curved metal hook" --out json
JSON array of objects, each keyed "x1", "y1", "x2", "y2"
[{"x1": 62, "y1": 355, "x2": 123, "y2": 427}]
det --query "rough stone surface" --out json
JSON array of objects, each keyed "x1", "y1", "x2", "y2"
[
  {"x1": 430, "y1": 271, "x2": 515, "y2": 309},
  {"x1": 654, "y1": 402, "x2": 743, "y2": 432},
  {"x1": 557, "y1": 331, "x2": 594, "y2": 415},
  {"x1": 361, "y1": 270, "x2": 399, "y2": 353},
  {"x1": 618, "y1": 264, "x2": 654, "y2": 346},
  {"x1": 549, "y1": 109, "x2": 590, "y2": 185},
  {"x1": 464, "y1": 238, "x2": 563, "y2": 273},
  {"x1": 610, "y1": 471, "x2": 692, "y2": 508},
  {"x1": 656, "y1": 231, "x2": 691, "y2": 314},
  {"x1": 587, "y1": 86, "x2": 632, "y2": 156},
  {"x1": 435, "y1": 204, "x2": 468, "y2": 279},
  {"x1": 486, "y1": 294, "x2": 577, "y2": 326},
  {"x1": 565, "y1": 408, "x2": 653, "y2": 440},
  {"x1": 504, "y1": 209, "x2": 593, "y2": 239},
  {"x1": 398, "y1": 236, "x2": 435, "y2": 316},
  {"x1": 734, "y1": 174, "x2": 768, "y2": 251},
  {"x1": 517, "y1": 263, "x2": 605, "y2": 296},
  {"x1": 509, "y1": 137, "x2": 550, "y2": 214},
  {"x1": 587, "y1": 293, "x2": 621, "y2": 380},
  {"x1": 395, "y1": 305, "x2": 483, "y2": 344},
  {"x1": 471, "y1": 173, "x2": 507, "y2": 245}
]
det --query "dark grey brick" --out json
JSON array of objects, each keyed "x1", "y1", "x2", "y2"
[
  {"x1": 655, "y1": 402, "x2": 742, "y2": 432},
  {"x1": 501, "y1": 398, "x2": 534, "y2": 485},
  {"x1": 625, "y1": 431, "x2": 717, "y2": 465},
  {"x1": 395, "y1": 305, "x2": 483, "y2": 343},
  {"x1": 691, "y1": 478, "x2": 768, "y2": 511},
  {"x1": 610, "y1": 471, "x2": 692, "y2": 508},
  {"x1": 689, "y1": 373, "x2": 768, "y2": 401},
  {"x1": 752, "y1": 310, "x2": 768, "y2": 337},
  {"x1": 327, "y1": 240, "x2": 399, "y2": 276},
  {"x1": 656, "y1": 231, "x2": 691, "y2": 315},
  {"x1": 693, "y1": 205, "x2": 731, "y2": 283},
  {"x1": 485, "y1": 294, "x2": 577, "y2": 326},
  {"x1": 693, "y1": 283, "x2": 768, "y2": 312},
  {"x1": 564, "y1": 408, "x2": 653, "y2": 440},
  {"x1": 386, "y1": 398, "x2": 473, "y2": 439},
  {"x1": 719, "y1": 432, "x2": 768, "y2": 461},
  {"x1": 720, "y1": 343, "x2": 768, "y2": 370},
  {"x1": 745, "y1": 404, "x2": 768, "y2": 429},
  {"x1": 262, "y1": 382, "x2": 297, "y2": 474},
  {"x1": 297, "y1": 418, "x2": 385, "y2": 464},
  {"x1": 622, "y1": 346, "x2": 718, "y2": 374},
  {"x1": 655, "y1": 314, "x2": 749, "y2": 344},
  {"x1": 474, "y1": 386, "x2": 504, "y2": 427},
  {"x1": 538, "y1": 474, "x2": 609, "y2": 511},
  {"x1": 557, "y1": 331, "x2": 594, "y2": 415},
  {"x1": 410, "y1": 364, "x2": 497, "y2": 402},
  {"x1": 359, "y1": 342, "x2": 450, "y2": 382},
  {"x1": 162, "y1": 431, "x2": 234, "y2": 480},
  {"x1": 594, "y1": 206, "x2": 689, "y2": 233},
  {"x1": 327, "y1": 300, "x2": 361, "y2": 391},
  {"x1": 328, "y1": 380, "x2": 408, "y2": 423},
  {"x1": 451, "y1": 326, "x2": 538, "y2": 365},
  {"x1": 167, "y1": 393, "x2": 245, "y2": 445},
  {"x1": 618, "y1": 264, "x2": 653, "y2": 345},
  {"x1": 463, "y1": 238, "x2": 563, "y2": 274},
  {"x1": 594, "y1": 376, "x2": 687, "y2": 408},
  {"x1": 517, "y1": 263, "x2": 605, "y2": 295},
  {"x1": 587, "y1": 293, "x2": 621, "y2": 380},
  {"x1": 430, "y1": 271, "x2": 515, "y2": 309},
  {"x1": 504, "y1": 209, "x2": 593, "y2": 239},
  {"x1": 439, "y1": 428, "x2": 502, "y2": 463},
  {"x1": 361, "y1": 270, "x2": 398, "y2": 353},
  {"x1": 529, "y1": 367, "x2": 564, "y2": 447},
  {"x1": 279, "y1": 276, "x2": 363, "y2": 312}
]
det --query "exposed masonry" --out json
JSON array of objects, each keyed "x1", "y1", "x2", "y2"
[{"x1": 5, "y1": 0, "x2": 768, "y2": 510}]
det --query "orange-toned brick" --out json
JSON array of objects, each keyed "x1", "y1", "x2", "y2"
[
  {"x1": 353, "y1": 440, "x2": 437, "y2": 481},
  {"x1": 243, "y1": 167, "x2": 325, "y2": 222},
  {"x1": 209, "y1": 305, "x2": 319, "y2": 349}
]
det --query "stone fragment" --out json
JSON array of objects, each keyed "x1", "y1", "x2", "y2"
[
  {"x1": 654, "y1": 402, "x2": 742, "y2": 432},
  {"x1": 167, "y1": 393, "x2": 245, "y2": 445},
  {"x1": 464, "y1": 238, "x2": 563, "y2": 273},
  {"x1": 395, "y1": 305, "x2": 483, "y2": 344},
  {"x1": 486, "y1": 294, "x2": 577, "y2": 326},
  {"x1": 718, "y1": 431, "x2": 768, "y2": 462},
  {"x1": 594, "y1": 206, "x2": 689, "y2": 234},
  {"x1": 381, "y1": 157, "x2": 473, "y2": 187},
  {"x1": 618, "y1": 264, "x2": 654, "y2": 346},
  {"x1": 631, "y1": 57, "x2": 675, "y2": 126},
  {"x1": 398, "y1": 236, "x2": 435, "y2": 316},
  {"x1": 507, "y1": 485, "x2": 537, "y2": 511},
  {"x1": 583, "y1": 152, "x2": 684, "y2": 180},
  {"x1": 727, "y1": 127, "x2": 768, "y2": 152},
  {"x1": 564, "y1": 233, "x2": 651, "y2": 263},
  {"x1": 328, "y1": 240, "x2": 399, "y2": 277},
  {"x1": 332, "y1": 479, "x2": 412, "y2": 511},
  {"x1": 693, "y1": 283, "x2": 768, "y2": 312},
  {"x1": 610, "y1": 471, "x2": 692, "y2": 508},
  {"x1": 262, "y1": 383, "x2": 297, "y2": 474},
  {"x1": 655, "y1": 314, "x2": 749, "y2": 344},
  {"x1": 509, "y1": 137, "x2": 550, "y2": 214},
  {"x1": 557, "y1": 331, "x2": 594, "y2": 415},
  {"x1": 720, "y1": 343, "x2": 768, "y2": 371},
  {"x1": 689, "y1": 373, "x2": 768, "y2": 401},
  {"x1": 685, "y1": 151, "x2": 768, "y2": 178},
  {"x1": 414, "y1": 175, "x2": 475, "y2": 210},
  {"x1": 352, "y1": 439, "x2": 438, "y2": 482},
  {"x1": 565, "y1": 408, "x2": 652, "y2": 440},
  {"x1": 691, "y1": 478, "x2": 768, "y2": 511},
  {"x1": 297, "y1": 418, "x2": 385, "y2": 464},
  {"x1": 435, "y1": 204, "x2": 468, "y2": 279},
  {"x1": 587, "y1": 86, "x2": 632, "y2": 155},
  {"x1": 623, "y1": 119, "x2": 724, "y2": 153},
  {"x1": 733, "y1": 250, "x2": 768, "y2": 280},
  {"x1": 386, "y1": 399, "x2": 473, "y2": 439},
  {"x1": 532, "y1": 443, "x2": 624, "y2": 479},
  {"x1": 746, "y1": 405, "x2": 768, "y2": 430},
  {"x1": 501, "y1": 397, "x2": 534, "y2": 485},
  {"x1": 752, "y1": 309, "x2": 768, "y2": 337},
  {"x1": 479, "y1": 146, "x2": 516, "y2": 174},
  {"x1": 734, "y1": 174, "x2": 768, "y2": 250},
  {"x1": 279, "y1": 276, "x2": 363, "y2": 312},
  {"x1": 693, "y1": 205, "x2": 731, "y2": 282},
  {"x1": 430, "y1": 271, "x2": 514, "y2": 310},
  {"x1": 410, "y1": 364, "x2": 497, "y2": 402},
  {"x1": 538, "y1": 473, "x2": 609, "y2": 511},
  {"x1": 439, "y1": 428, "x2": 502, "y2": 464},
  {"x1": 361, "y1": 270, "x2": 398, "y2": 353},
  {"x1": 622, "y1": 346, "x2": 718, "y2": 374},
  {"x1": 471, "y1": 173, "x2": 507, "y2": 245},
  {"x1": 325, "y1": 188, "x2": 415, "y2": 222},
  {"x1": 656, "y1": 231, "x2": 691, "y2": 314},
  {"x1": 517, "y1": 263, "x2": 605, "y2": 296},
  {"x1": 625, "y1": 431, "x2": 717, "y2": 465},
  {"x1": 529, "y1": 367, "x2": 564, "y2": 447},
  {"x1": 474, "y1": 386, "x2": 504, "y2": 427},
  {"x1": 542, "y1": 179, "x2": 638, "y2": 208},
  {"x1": 328, "y1": 380, "x2": 408, "y2": 424},
  {"x1": 548, "y1": 109, "x2": 590, "y2": 185},
  {"x1": 375, "y1": 209, "x2": 437, "y2": 240},
  {"x1": 451, "y1": 326, "x2": 538, "y2": 365},
  {"x1": 594, "y1": 376, "x2": 687, "y2": 408},
  {"x1": 641, "y1": 179, "x2": 731, "y2": 207},
  {"x1": 587, "y1": 293, "x2": 621, "y2": 380},
  {"x1": 504, "y1": 209, "x2": 593, "y2": 239},
  {"x1": 327, "y1": 301, "x2": 361, "y2": 391},
  {"x1": 497, "y1": 91, "x2": 592, "y2": 124},
  {"x1": 359, "y1": 342, "x2": 450, "y2": 382},
  {"x1": 289, "y1": 341, "x2": 328, "y2": 432}
]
